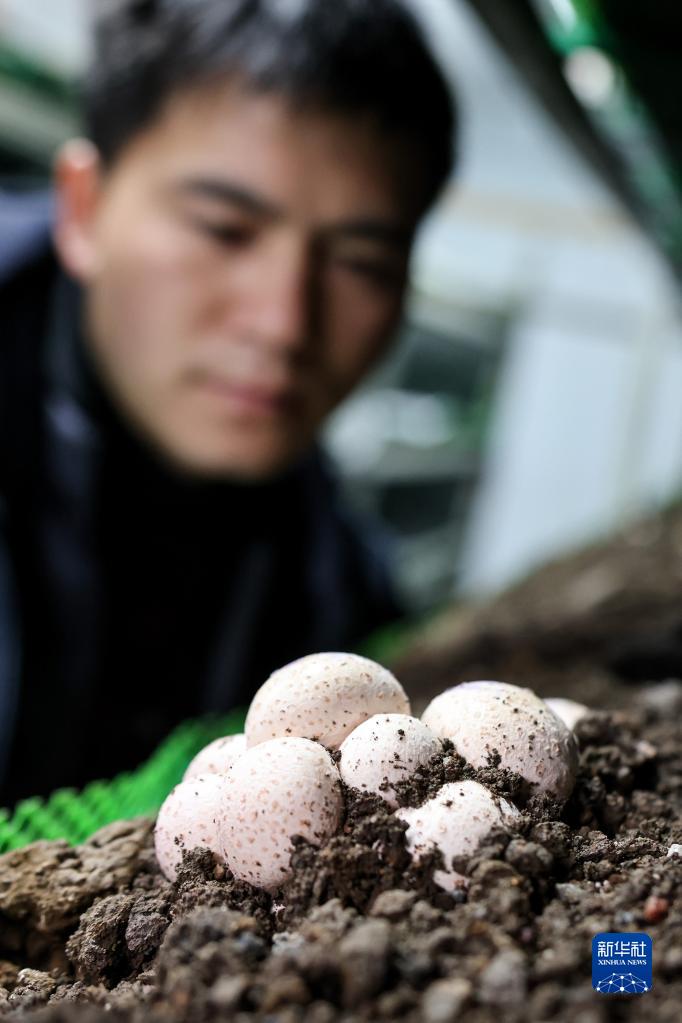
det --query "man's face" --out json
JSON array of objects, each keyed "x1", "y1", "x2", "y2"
[{"x1": 61, "y1": 84, "x2": 421, "y2": 479}]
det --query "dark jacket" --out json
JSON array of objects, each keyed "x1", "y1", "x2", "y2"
[{"x1": 0, "y1": 191, "x2": 400, "y2": 806}]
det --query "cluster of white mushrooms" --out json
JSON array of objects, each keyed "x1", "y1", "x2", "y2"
[{"x1": 155, "y1": 653, "x2": 585, "y2": 892}]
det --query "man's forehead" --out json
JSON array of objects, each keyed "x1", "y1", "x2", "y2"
[{"x1": 117, "y1": 83, "x2": 425, "y2": 224}]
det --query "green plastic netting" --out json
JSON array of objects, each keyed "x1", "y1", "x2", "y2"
[{"x1": 0, "y1": 710, "x2": 246, "y2": 854}]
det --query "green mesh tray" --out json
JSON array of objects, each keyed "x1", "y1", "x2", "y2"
[{"x1": 0, "y1": 710, "x2": 246, "y2": 854}]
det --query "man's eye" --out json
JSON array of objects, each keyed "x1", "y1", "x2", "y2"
[
  {"x1": 197, "y1": 221, "x2": 254, "y2": 246},
  {"x1": 337, "y1": 257, "x2": 403, "y2": 288}
]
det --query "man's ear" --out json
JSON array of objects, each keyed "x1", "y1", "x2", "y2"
[{"x1": 53, "y1": 138, "x2": 102, "y2": 282}]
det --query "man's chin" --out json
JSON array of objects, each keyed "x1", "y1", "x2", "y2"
[{"x1": 155, "y1": 436, "x2": 309, "y2": 483}]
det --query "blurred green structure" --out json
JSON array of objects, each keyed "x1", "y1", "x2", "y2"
[
  {"x1": 0, "y1": 710, "x2": 245, "y2": 854},
  {"x1": 0, "y1": 38, "x2": 78, "y2": 181},
  {"x1": 465, "y1": 0, "x2": 682, "y2": 279},
  {"x1": 535, "y1": 0, "x2": 682, "y2": 277}
]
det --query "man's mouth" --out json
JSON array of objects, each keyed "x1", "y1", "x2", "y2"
[{"x1": 196, "y1": 372, "x2": 299, "y2": 418}]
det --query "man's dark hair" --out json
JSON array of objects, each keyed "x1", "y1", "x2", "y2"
[{"x1": 84, "y1": 0, "x2": 456, "y2": 211}]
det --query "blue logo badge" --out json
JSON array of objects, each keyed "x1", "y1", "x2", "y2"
[{"x1": 592, "y1": 933, "x2": 652, "y2": 994}]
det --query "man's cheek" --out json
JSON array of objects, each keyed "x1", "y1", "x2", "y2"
[
  {"x1": 91, "y1": 286, "x2": 172, "y2": 394},
  {"x1": 333, "y1": 319, "x2": 397, "y2": 388},
  {"x1": 327, "y1": 289, "x2": 401, "y2": 369}
]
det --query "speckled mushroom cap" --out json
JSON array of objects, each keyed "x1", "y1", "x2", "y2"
[
  {"x1": 396, "y1": 780, "x2": 520, "y2": 891},
  {"x1": 339, "y1": 714, "x2": 442, "y2": 808},
  {"x1": 421, "y1": 680, "x2": 579, "y2": 800},
  {"x1": 154, "y1": 773, "x2": 228, "y2": 881},
  {"x1": 545, "y1": 697, "x2": 590, "y2": 732},
  {"x1": 183, "y1": 734, "x2": 247, "y2": 781},
  {"x1": 245, "y1": 652, "x2": 411, "y2": 750},
  {"x1": 219, "y1": 736, "x2": 343, "y2": 891}
]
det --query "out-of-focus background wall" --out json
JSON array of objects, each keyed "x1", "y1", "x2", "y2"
[{"x1": 2, "y1": 0, "x2": 681, "y2": 613}]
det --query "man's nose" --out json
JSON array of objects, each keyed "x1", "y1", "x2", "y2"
[{"x1": 239, "y1": 240, "x2": 317, "y2": 355}]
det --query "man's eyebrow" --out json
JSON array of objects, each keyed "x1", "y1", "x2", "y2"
[
  {"x1": 177, "y1": 177, "x2": 412, "y2": 247},
  {"x1": 177, "y1": 177, "x2": 284, "y2": 218}
]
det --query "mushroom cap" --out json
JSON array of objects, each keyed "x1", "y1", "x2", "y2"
[
  {"x1": 245, "y1": 652, "x2": 410, "y2": 750},
  {"x1": 219, "y1": 736, "x2": 343, "y2": 891},
  {"x1": 154, "y1": 773, "x2": 228, "y2": 881},
  {"x1": 396, "y1": 780, "x2": 520, "y2": 890},
  {"x1": 421, "y1": 680, "x2": 579, "y2": 799},
  {"x1": 339, "y1": 713, "x2": 442, "y2": 808},
  {"x1": 544, "y1": 697, "x2": 590, "y2": 732},
  {"x1": 183, "y1": 734, "x2": 247, "y2": 781}
]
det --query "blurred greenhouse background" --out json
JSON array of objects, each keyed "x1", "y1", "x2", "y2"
[
  {"x1": 2, "y1": 0, "x2": 681, "y2": 612},
  {"x1": 0, "y1": 0, "x2": 83, "y2": 178}
]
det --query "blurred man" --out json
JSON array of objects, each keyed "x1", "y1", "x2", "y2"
[{"x1": 0, "y1": 0, "x2": 455, "y2": 803}]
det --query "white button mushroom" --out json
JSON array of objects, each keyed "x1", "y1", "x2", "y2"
[
  {"x1": 422, "y1": 681, "x2": 578, "y2": 800},
  {"x1": 245, "y1": 652, "x2": 410, "y2": 750},
  {"x1": 183, "y1": 733, "x2": 246, "y2": 781},
  {"x1": 396, "y1": 780, "x2": 520, "y2": 891},
  {"x1": 219, "y1": 736, "x2": 343, "y2": 891},
  {"x1": 544, "y1": 697, "x2": 590, "y2": 732},
  {"x1": 154, "y1": 773, "x2": 228, "y2": 881},
  {"x1": 339, "y1": 713, "x2": 442, "y2": 808}
]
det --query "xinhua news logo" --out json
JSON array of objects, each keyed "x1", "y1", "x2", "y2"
[{"x1": 592, "y1": 933, "x2": 653, "y2": 994}]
